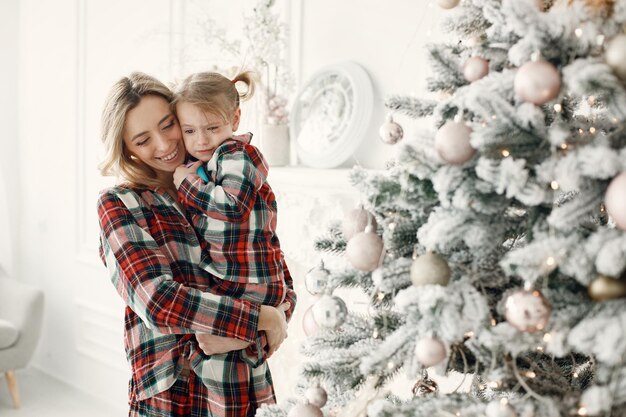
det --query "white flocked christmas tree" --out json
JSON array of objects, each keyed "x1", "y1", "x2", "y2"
[{"x1": 258, "y1": 0, "x2": 626, "y2": 416}]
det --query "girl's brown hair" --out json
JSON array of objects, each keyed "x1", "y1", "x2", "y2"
[
  {"x1": 172, "y1": 70, "x2": 256, "y2": 123},
  {"x1": 99, "y1": 72, "x2": 174, "y2": 188}
]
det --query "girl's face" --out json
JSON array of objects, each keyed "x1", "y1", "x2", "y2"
[
  {"x1": 123, "y1": 95, "x2": 185, "y2": 178},
  {"x1": 177, "y1": 102, "x2": 241, "y2": 162}
]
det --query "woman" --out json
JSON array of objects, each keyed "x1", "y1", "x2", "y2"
[{"x1": 97, "y1": 72, "x2": 296, "y2": 416}]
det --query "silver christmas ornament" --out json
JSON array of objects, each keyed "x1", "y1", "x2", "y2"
[
  {"x1": 514, "y1": 60, "x2": 561, "y2": 105},
  {"x1": 415, "y1": 336, "x2": 447, "y2": 367},
  {"x1": 302, "y1": 305, "x2": 320, "y2": 336},
  {"x1": 435, "y1": 120, "x2": 476, "y2": 165},
  {"x1": 437, "y1": 0, "x2": 460, "y2": 9},
  {"x1": 305, "y1": 385, "x2": 328, "y2": 408},
  {"x1": 485, "y1": 399, "x2": 517, "y2": 417},
  {"x1": 463, "y1": 56, "x2": 489, "y2": 82},
  {"x1": 606, "y1": 34, "x2": 626, "y2": 80},
  {"x1": 288, "y1": 403, "x2": 324, "y2": 417},
  {"x1": 346, "y1": 229, "x2": 384, "y2": 272},
  {"x1": 312, "y1": 295, "x2": 348, "y2": 330},
  {"x1": 412, "y1": 370, "x2": 439, "y2": 397},
  {"x1": 343, "y1": 207, "x2": 377, "y2": 241},
  {"x1": 604, "y1": 172, "x2": 626, "y2": 231},
  {"x1": 305, "y1": 263, "x2": 329, "y2": 295},
  {"x1": 410, "y1": 252, "x2": 451, "y2": 287},
  {"x1": 379, "y1": 114, "x2": 404, "y2": 144},
  {"x1": 504, "y1": 289, "x2": 551, "y2": 333}
]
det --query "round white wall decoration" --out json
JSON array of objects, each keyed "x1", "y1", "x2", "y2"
[{"x1": 290, "y1": 62, "x2": 373, "y2": 168}]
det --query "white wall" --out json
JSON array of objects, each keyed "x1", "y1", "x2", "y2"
[
  {"x1": 10, "y1": 0, "x2": 450, "y2": 412},
  {"x1": 0, "y1": 0, "x2": 19, "y2": 277}
]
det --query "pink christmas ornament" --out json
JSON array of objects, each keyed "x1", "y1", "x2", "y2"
[
  {"x1": 343, "y1": 207, "x2": 378, "y2": 241},
  {"x1": 379, "y1": 114, "x2": 404, "y2": 144},
  {"x1": 346, "y1": 230, "x2": 384, "y2": 272},
  {"x1": 605, "y1": 172, "x2": 626, "y2": 231},
  {"x1": 302, "y1": 305, "x2": 320, "y2": 336},
  {"x1": 288, "y1": 403, "x2": 324, "y2": 417},
  {"x1": 505, "y1": 289, "x2": 551, "y2": 333},
  {"x1": 415, "y1": 336, "x2": 447, "y2": 367},
  {"x1": 514, "y1": 60, "x2": 561, "y2": 105},
  {"x1": 606, "y1": 34, "x2": 626, "y2": 80},
  {"x1": 437, "y1": 0, "x2": 460, "y2": 9},
  {"x1": 435, "y1": 121, "x2": 476, "y2": 165},
  {"x1": 463, "y1": 56, "x2": 489, "y2": 82},
  {"x1": 305, "y1": 385, "x2": 328, "y2": 408}
]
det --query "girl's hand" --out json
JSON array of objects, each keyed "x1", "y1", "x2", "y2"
[
  {"x1": 195, "y1": 333, "x2": 251, "y2": 355},
  {"x1": 173, "y1": 161, "x2": 202, "y2": 189}
]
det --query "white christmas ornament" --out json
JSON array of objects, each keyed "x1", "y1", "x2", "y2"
[
  {"x1": 346, "y1": 229, "x2": 384, "y2": 272},
  {"x1": 302, "y1": 305, "x2": 320, "y2": 336},
  {"x1": 514, "y1": 60, "x2": 561, "y2": 105},
  {"x1": 410, "y1": 252, "x2": 451, "y2": 286},
  {"x1": 605, "y1": 34, "x2": 626, "y2": 80},
  {"x1": 379, "y1": 114, "x2": 404, "y2": 144},
  {"x1": 415, "y1": 336, "x2": 447, "y2": 367},
  {"x1": 505, "y1": 290, "x2": 551, "y2": 333},
  {"x1": 485, "y1": 399, "x2": 517, "y2": 417},
  {"x1": 604, "y1": 172, "x2": 626, "y2": 231},
  {"x1": 437, "y1": 0, "x2": 460, "y2": 9},
  {"x1": 463, "y1": 56, "x2": 489, "y2": 82},
  {"x1": 343, "y1": 207, "x2": 378, "y2": 241},
  {"x1": 288, "y1": 403, "x2": 323, "y2": 417},
  {"x1": 312, "y1": 295, "x2": 348, "y2": 330},
  {"x1": 435, "y1": 121, "x2": 476, "y2": 165},
  {"x1": 305, "y1": 263, "x2": 329, "y2": 295},
  {"x1": 305, "y1": 385, "x2": 328, "y2": 408}
]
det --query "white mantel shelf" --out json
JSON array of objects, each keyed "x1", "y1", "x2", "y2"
[{"x1": 267, "y1": 165, "x2": 356, "y2": 192}]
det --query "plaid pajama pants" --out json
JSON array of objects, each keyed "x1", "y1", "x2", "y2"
[{"x1": 129, "y1": 350, "x2": 276, "y2": 417}]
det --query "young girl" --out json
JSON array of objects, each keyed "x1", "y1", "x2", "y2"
[{"x1": 172, "y1": 71, "x2": 293, "y2": 417}]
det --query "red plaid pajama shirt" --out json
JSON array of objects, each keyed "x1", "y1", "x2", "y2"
[{"x1": 98, "y1": 185, "x2": 296, "y2": 416}]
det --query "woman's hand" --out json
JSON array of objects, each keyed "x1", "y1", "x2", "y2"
[
  {"x1": 195, "y1": 333, "x2": 251, "y2": 355},
  {"x1": 173, "y1": 161, "x2": 202, "y2": 189},
  {"x1": 258, "y1": 302, "x2": 290, "y2": 358}
]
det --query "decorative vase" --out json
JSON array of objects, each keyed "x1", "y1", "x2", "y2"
[{"x1": 259, "y1": 124, "x2": 291, "y2": 167}]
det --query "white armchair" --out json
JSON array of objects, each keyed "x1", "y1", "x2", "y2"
[{"x1": 0, "y1": 275, "x2": 44, "y2": 409}]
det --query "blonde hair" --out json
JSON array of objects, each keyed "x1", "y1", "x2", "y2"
[
  {"x1": 172, "y1": 70, "x2": 256, "y2": 123},
  {"x1": 99, "y1": 72, "x2": 174, "y2": 189}
]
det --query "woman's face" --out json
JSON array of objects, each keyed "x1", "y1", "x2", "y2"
[{"x1": 123, "y1": 95, "x2": 185, "y2": 177}]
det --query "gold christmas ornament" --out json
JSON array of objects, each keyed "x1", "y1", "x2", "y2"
[
  {"x1": 410, "y1": 252, "x2": 452, "y2": 286},
  {"x1": 588, "y1": 275, "x2": 626, "y2": 301}
]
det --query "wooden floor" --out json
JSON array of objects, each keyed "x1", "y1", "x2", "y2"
[{"x1": 0, "y1": 368, "x2": 125, "y2": 417}]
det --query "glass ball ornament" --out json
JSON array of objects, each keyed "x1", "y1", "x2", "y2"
[
  {"x1": 342, "y1": 207, "x2": 377, "y2": 241},
  {"x1": 606, "y1": 34, "x2": 626, "y2": 80},
  {"x1": 302, "y1": 305, "x2": 320, "y2": 336},
  {"x1": 435, "y1": 120, "x2": 476, "y2": 165},
  {"x1": 604, "y1": 172, "x2": 626, "y2": 231},
  {"x1": 379, "y1": 114, "x2": 404, "y2": 144},
  {"x1": 305, "y1": 385, "x2": 328, "y2": 408},
  {"x1": 305, "y1": 263, "x2": 330, "y2": 296},
  {"x1": 463, "y1": 56, "x2": 489, "y2": 82},
  {"x1": 485, "y1": 399, "x2": 517, "y2": 417},
  {"x1": 288, "y1": 402, "x2": 324, "y2": 417},
  {"x1": 346, "y1": 229, "x2": 384, "y2": 272},
  {"x1": 514, "y1": 60, "x2": 561, "y2": 105},
  {"x1": 437, "y1": 0, "x2": 460, "y2": 9},
  {"x1": 312, "y1": 295, "x2": 348, "y2": 330},
  {"x1": 415, "y1": 336, "x2": 447, "y2": 367},
  {"x1": 410, "y1": 252, "x2": 451, "y2": 287},
  {"x1": 588, "y1": 275, "x2": 626, "y2": 301},
  {"x1": 504, "y1": 289, "x2": 551, "y2": 333}
]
